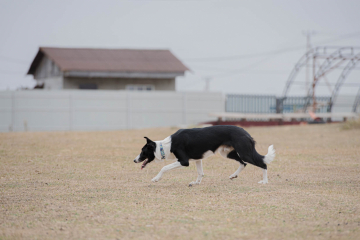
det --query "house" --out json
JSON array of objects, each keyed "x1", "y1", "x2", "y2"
[{"x1": 27, "y1": 47, "x2": 189, "y2": 91}]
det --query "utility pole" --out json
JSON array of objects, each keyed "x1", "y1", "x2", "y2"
[
  {"x1": 204, "y1": 77, "x2": 211, "y2": 92},
  {"x1": 302, "y1": 30, "x2": 316, "y2": 96},
  {"x1": 302, "y1": 30, "x2": 317, "y2": 112}
]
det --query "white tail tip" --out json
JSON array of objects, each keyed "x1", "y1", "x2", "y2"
[{"x1": 264, "y1": 145, "x2": 275, "y2": 164}]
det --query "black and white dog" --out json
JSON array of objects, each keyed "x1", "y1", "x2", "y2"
[{"x1": 134, "y1": 125, "x2": 275, "y2": 186}]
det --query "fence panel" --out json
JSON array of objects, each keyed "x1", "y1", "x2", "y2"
[
  {"x1": 130, "y1": 92, "x2": 184, "y2": 129},
  {"x1": 226, "y1": 94, "x2": 277, "y2": 113},
  {"x1": 0, "y1": 90, "x2": 224, "y2": 132},
  {"x1": 71, "y1": 91, "x2": 128, "y2": 131},
  {"x1": 0, "y1": 92, "x2": 13, "y2": 131},
  {"x1": 12, "y1": 91, "x2": 70, "y2": 131},
  {"x1": 226, "y1": 94, "x2": 332, "y2": 115},
  {"x1": 282, "y1": 96, "x2": 331, "y2": 113}
]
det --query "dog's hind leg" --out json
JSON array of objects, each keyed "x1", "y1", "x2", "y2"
[
  {"x1": 234, "y1": 140, "x2": 275, "y2": 184},
  {"x1": 258, "y1": 169, "x2": 268, "y2": 184},
  {"x1": 189, "y1": 160, "x2": 204, "y2": 187},
  {"x1": 226, "y1": 150, "x2": 247, "y2": 180},
  {"x1": 257, "y1": 145, "x2": 275, "y2": 184},
  {"x1": 229, "y1": 164, "x2": 246, "y2": 180}
]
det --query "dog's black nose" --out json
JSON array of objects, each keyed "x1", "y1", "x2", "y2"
[{"x1": 134, "y1": 159, "x2": 136, "y2": 163}]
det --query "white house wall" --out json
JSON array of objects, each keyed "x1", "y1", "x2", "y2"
[
  {"x1": 32, "y1": 56, "x2": 178, "y2": 91},
  {"x1": 0, "y1": 90, "x2": 224, "y2": 132},
  {"x1": 34, "y1": 56, "x2": 63, "y2": 89}
]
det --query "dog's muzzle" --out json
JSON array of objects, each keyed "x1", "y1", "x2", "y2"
[
  {"x1": 133, "y1": 154, "x2": 149, "y2": 169},
  {"x1": 134, "y1": 155, "x2": 140, "y2": 163}
]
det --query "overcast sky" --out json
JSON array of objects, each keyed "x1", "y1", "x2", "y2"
[{"x1": 0, "y1": 0, "x2": 359, "y2": 96}]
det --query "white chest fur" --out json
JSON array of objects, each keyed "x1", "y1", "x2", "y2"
[{"x1": 154, "y1": 136, "x2": 176, "y2": 161}]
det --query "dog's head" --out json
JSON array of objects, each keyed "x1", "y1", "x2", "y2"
[{"x1": 134, "y1": 137, "x2": 156, "y2": 169}]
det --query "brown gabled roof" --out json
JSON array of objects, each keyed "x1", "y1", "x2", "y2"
[{"x1": 27, "y1": 47, "x2": 189, "y2": 75}]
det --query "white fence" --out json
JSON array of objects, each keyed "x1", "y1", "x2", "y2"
[
  {"x1": 0, "y1": 90, "x2": 224, "y2": 132},
  {"x1": 332, "y1": 95, "x2": 357, "y2": 113}
]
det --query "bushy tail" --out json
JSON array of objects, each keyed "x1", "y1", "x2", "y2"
[{"x1": 264, "y1": 145, "x2": 275, "y2": 164}]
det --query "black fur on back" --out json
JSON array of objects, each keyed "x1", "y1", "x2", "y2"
[{"x1": 170, "y1": 125, "x2": 266, "y2": 169}]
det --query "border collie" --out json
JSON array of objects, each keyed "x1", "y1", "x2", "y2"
[{"x1": 133, "y1": 125, "x2": 275, "y2": 186}]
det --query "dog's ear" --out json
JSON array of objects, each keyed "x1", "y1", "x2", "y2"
[
  {"x1": 144, "y1": 137, "x2": 153, "y2": 144},
  {"x1": 144, "y1": 137, "x2": 156, "y2": 150}
]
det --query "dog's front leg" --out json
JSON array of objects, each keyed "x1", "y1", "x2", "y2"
[
  {"x1": 189, "y1": 160, "x2": 204, "y2": 187},
  {"x1": 151, "y1": 161, "x2": 183, "y2": 182}
]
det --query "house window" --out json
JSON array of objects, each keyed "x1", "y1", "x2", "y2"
[
  {"x1": 79, "y1": 83, "x2": 98, "y2": 89},
  {"x1": 126, "y1": 85, "x2": 154, "y2": 91}
]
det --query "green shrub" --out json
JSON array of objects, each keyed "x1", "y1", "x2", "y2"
[{"x1": 342, "y1": 118, "x2": 360, "y2": 130}]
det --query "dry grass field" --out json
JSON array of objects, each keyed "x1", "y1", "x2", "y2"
[{"x1": 1, "y1": 123, "x2": 360, "y2": 239}]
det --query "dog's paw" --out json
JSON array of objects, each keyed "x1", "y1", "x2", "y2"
[
  {"x1": 151, "y1": 176, "x2": 161, "y2": 182},
  {"x1": 258, "y1": 180, "x2": 268, "y2": 184},
  {"x1": 229, "y1": 174, "x2": 238, "y2": 180},
  {"x1": 188, "y1": 181, "x2": 199, "y2": 187}
]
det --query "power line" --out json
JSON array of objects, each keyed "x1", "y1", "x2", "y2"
[
  {"x1": 315, "y1": 31, "x2": 360, "y2": 45},
  {"x1": 184, "y1": 31, "x2": 360, "y2": 91},
  {"x1": 0, "y1": 70, "x2": 25, "y2": 75},
  {"x1": 184, "y1": 46, "x2": 303, "y2": 62},
  {"x1": 184, "y1": 31, "x2": 360, "y2": 62},
  {"x1": 292, "y1": 81, "x2": 360, "y2": 87},
  {"x1": 199, "y1": 55, "x2": 278, "y2": 79},
  {"x1": 189, "y1": 62, "x2": 290, "y2": 73},
  {"x1": 184, "y1": 56, "x2": 280, "y2": 89},
  {"x1": 0, "y1": 55, "x2": 29, "y2": 65},
  {"x1": 194, "y1": 68, "x2": 289, "y2": 75},
  {"x1": 185, "y1": 32, "x2": 360, "y2": 84}
]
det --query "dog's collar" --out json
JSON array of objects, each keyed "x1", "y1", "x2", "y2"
[{"x1": 159, "y1": 142, "x2": 166, "y2": 160}]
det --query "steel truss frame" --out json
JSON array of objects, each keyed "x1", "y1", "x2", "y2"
[{"x1": 281, "y1": 46, "x2": 360, "y2": 113}]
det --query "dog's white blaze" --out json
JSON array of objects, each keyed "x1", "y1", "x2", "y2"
[{"x1": 134, "y1": 154, "x2": 140, "y2": 163}]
